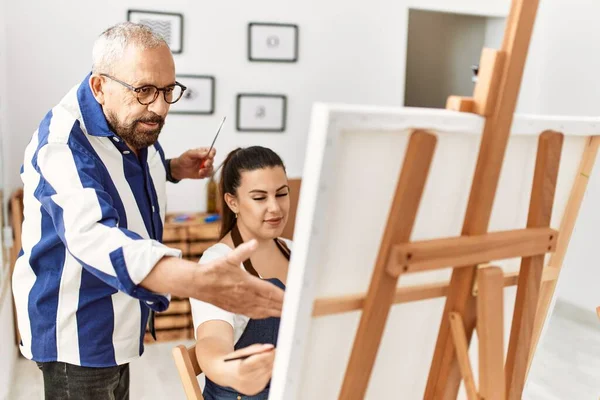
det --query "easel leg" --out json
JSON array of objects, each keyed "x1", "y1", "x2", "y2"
[
  {"x1": 449, "y1": 312, "x2": 478, "y2": 400},
  {"x1": 338, "y1": 131, "x2": 437, "y2": 400},
  {"x1": 477, "y1": 267, "x2": 505, "y2": 400},
  {"x1": 425, "y1": 0, "x2": 541, "y2": 396},
  {"x1": 526, "y1": 135, "x2": 600, "y2": 377},
  {"x1": 505, "y1": 131, "x2": 563, "y2": 399}
]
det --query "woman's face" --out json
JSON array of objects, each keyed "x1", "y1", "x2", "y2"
[{"x1": 226, "y1": 166, "x2": 290, "y2": 240}]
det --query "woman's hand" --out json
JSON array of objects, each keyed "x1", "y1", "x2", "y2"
[{"x1": 224, "y1": 344, "x2": 276, "y2": 395}]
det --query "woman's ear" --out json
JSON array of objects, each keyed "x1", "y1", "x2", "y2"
[{"x1": 224, "y1": 193, "x2": 238, "y2": 214}]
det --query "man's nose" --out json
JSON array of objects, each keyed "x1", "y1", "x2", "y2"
[{"x1": 147, "y1": 94, "x2": 169, "y2": 117}]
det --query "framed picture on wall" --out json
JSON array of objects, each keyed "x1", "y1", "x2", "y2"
[
  {"x1": 248, "y1": 23, "x2": 299, "y2": 62},
  {"x1": 236, "y1": 93, "x2": 287, "y2": 132},
  {"x1": 127, "y1": 10, "x2": 184, "y2": 54},
  {"x1": 169, "y1": 75, "x2": 215, "y2": 115}
]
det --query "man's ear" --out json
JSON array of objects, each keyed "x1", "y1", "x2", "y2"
[
  {"x1": 89, "y1": 74, "x2": 106, "y2": 105},
  {"x1": 224, "y1": 193, "x2": 238, "y2": 214}
]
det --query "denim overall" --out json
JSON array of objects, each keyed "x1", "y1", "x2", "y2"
[{"x1": 203, "y1": 225, "x2": 289, "y2": 400}]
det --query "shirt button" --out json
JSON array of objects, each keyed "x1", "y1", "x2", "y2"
[
  {"x1": 152, "y1": 206, "x2": 156, "y2": 213},
  {"x1": 123, "y1": 150, "x2": 131, "y2": 155},
  {"x1": 112, "y1": 137, "x2": 120, "y2": 142}
]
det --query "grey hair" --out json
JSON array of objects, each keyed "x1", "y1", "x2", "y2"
[{"x1": 92, "y1": 22, "x2": 169, "y2": 74}]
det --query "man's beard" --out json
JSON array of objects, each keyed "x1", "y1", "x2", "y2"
[{"x1": 106, "y1": 111, "x2": 165, "y2": 150}]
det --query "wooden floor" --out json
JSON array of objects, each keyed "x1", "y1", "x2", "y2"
[{"x1": 8, "y1": 299, "x2": 600, "y2": 399}]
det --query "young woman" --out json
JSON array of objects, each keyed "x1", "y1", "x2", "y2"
[{"x1": 190, "y1": 146, "x2": 292, "y2": 400}]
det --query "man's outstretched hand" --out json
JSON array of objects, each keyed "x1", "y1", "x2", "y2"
[{"x1": 193, "y1": 240, "x2": 284, "y2": 319}]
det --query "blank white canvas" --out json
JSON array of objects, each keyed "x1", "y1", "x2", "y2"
[{"x1": 270, "y1": 104, "x2": 600, "y2": 399}]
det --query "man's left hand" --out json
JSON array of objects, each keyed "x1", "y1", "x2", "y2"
[{"x1": 170, "y1": 147, "x2": 216, "y2": 181}]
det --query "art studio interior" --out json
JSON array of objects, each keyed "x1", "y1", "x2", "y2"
[{"x1": 0, "y1": 0, "x2": 598, "y2": 399}]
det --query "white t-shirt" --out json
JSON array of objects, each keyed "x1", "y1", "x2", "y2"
[{"x1": 190, "y1": 239, "x2": 292, "y2": 344}]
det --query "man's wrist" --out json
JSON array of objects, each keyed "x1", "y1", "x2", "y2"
[
  {"x1": 166, "y1": 158, "x2": 181, "y2": 183},
  {"x1": 190, "y1": 262, "x2": 207, "y2": 301}
]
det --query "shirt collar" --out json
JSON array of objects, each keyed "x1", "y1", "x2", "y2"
[{"x1": 77, "y1": 72, "x2": 113, "y2": 137}]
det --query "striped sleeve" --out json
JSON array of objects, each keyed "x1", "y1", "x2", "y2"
[
  {"x1": 34, "y1": 129, "x2": 180, "y2": 311},
  {"x1": 154, "y1": 142, "x2": 179, "y2": 184}
]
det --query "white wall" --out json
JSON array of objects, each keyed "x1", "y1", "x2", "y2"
[
  {"x1": 2, "y1": 0, "x2": 509, "y2": 213},
  {"x1": 518, "y1": 0, "x2": 600, "y2": 116},
  {"x1": 483, "y1": 16, "x2": 505, "y2": 48}
]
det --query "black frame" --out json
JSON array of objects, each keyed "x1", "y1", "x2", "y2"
[
  {"x1": 169, "y1": 75, "x2": 215, "y2": 115},
  {"x1": 236, "y1": 93, "x2": 287, "y2": 132},
  {"x1": 127, "y1": 9, "x2": 184, "y2": 54},
  {"x1": 247, "y1": 22, "x2": 299, "y2": 63}
]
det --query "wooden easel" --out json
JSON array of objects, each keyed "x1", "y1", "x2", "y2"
[{"x1": 317, "y1": 0, "x2": 600, "y2": 399}]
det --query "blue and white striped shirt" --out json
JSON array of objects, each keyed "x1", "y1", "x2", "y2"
[{"x1": 12, "y1": 74, "x2": 182, "y2": 367}]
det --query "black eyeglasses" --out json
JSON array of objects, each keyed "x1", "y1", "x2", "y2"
[{"x1": 100, "y1": 74, "x2": 187, "y2": 105}]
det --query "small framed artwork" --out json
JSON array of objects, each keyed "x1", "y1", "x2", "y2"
[
  {"x1": 127, "y1": 10, "x2": 184, "y2": 54},
  {"x1": 248, "y1": 23, "x2": 299, "y2": 63},
  {"x1": 236, "y1": 94, "x2": 287, "y2": 132},
  {"x1": 169, "y1": 75, "x2": 215, "y2": 115}
]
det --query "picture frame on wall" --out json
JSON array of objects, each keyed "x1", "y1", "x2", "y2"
[
  {"x1": 127, "y1": 10, "x2": 184, "y2": 54},
  {"x1": 169, "y1": 75, "x2": 215, "y2": 115},
  {"x1": 236, "y1": 93, "x2": 287, "y2": 132},
  {"x1": 248, "y1": 22, "x2": 299, "y2": 63}
]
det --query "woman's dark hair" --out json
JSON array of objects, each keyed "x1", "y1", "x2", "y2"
[{"x1": 218, "y1": 146, "x2": 286, "y2": 239}]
